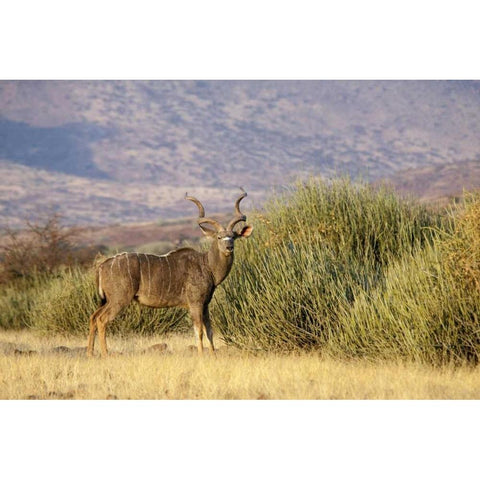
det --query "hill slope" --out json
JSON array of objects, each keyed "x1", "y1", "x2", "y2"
[{"x1": 1, "y1": 80, "x2": 480, "y2": 226}]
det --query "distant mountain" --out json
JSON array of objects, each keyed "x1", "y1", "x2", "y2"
[
  {"x1": 378, "y1": 158, "x2": 480, "y2": 204},
  {"x1": 1, "y1": 80, "x2": 480, "y2": 227}
]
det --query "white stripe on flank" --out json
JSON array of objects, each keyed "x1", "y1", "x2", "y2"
[
  {"x1": 136, "y1": 252, "x2": 142, "y2": 287},
  {"x1": 110, "y1": 252, "x2": 127, "y2": 274},
  {"x1": 144, "y1": 253, "x2": 152, "y2": 297},
  {"x1": 165, "y1": 255, "x2": 172, "y2": 294},
  {"x1": 155, "y1": 251, "x2": 172, "y2": 258},
  {"x1": 125, "y1": 253, "x2": 134, "y2": 291},
  {"x1": 108, "y1": 250, "x2": 174, "y2": 298}
]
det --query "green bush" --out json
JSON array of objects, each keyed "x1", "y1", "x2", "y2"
[
  {"x1": 213, "y1": 179, "x2": 480, "y2": 364},
  {"x1": 0, "y1": 274, "x2": 52, "y2": 329},
  {"x1": 441, "y1": 192, "x2": 480, "y2": 290},
  {"x1": 213, "y1": 178, "x2": 450, "y2": 357},
  {"x1": 330, "y1": 245, "x2": 480, "y2": 365}
]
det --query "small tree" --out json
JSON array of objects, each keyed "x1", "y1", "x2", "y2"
[{"x1": 0, "y1": 213, "x2": 98, "y2": 283}]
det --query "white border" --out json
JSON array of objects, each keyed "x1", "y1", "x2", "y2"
[
  {"x1": 2, "y1": 1, "x2": 479, "y2": 477},
  {"x1": 2, "y1": 0, "x2": 479, "y2": 79}
]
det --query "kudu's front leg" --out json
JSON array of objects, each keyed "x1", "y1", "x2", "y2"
[
  {"x1": 190, "y1": 305, "x2": 215, "y2": 356},
  {"x1": 202, "y1": 307, "x2": 215, "y2": 355},
  {"x1": 190, "y1": 306, "x2": 204, "y2": 355}
]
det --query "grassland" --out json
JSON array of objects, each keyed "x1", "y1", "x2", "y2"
[{"x1": 2, "y1": 330, "x2": 480, "y2": 399}]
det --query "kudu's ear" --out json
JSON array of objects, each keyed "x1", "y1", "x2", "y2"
[
  {"x1": 199, "y1": 223, "x2": 217, "y2": 237},
  {"x1": 235, "y1": 225, "x2": 253, "y2": 238}
]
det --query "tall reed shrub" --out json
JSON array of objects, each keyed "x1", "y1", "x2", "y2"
[
  {"x1": 330, "y1": 244, "x2": 480, "y2": 364},
  {"x1": 0, "y1": 273, "x2": 51, "y2": 329},
  {"x1": 213, "y1": 178, "x2": 442, "y2": 353}
]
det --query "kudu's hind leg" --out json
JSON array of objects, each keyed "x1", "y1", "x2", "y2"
[
  {"x1": 87, "y1": 304, "x2": 107, "y2": 357},
  {"x1": 92, "y1": 301, "x2": 126, "y2": 358},
  {"x1": 98, "y1": 303, "x2": 126, "y2": 358}
]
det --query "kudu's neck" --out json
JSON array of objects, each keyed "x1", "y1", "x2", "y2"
[{"x1": 205, "y1": 241, "x2": 234, "y2": 286}]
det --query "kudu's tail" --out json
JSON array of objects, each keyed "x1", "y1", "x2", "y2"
[
  {"x1": 93, "y1": 253, "x2": 107, "y2": 305},
  {"x1": 95, "y1": 267, "x2": 107, "y2": 305}
]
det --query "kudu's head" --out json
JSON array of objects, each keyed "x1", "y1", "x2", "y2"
[{"x1": 185, "y1": 189, "x2": 253, "y2": 257}]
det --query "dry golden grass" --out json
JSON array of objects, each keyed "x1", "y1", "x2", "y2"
[{"x1": 1, "y1": 330, "x2": 480, "y2": 399}]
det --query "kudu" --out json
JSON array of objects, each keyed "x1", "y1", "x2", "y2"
[{"x1": 87, "y1": 190, "x2": 253, "y2": 357}]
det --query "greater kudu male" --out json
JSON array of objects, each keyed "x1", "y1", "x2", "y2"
[{"x1": 87, "y1": 190, "x2": 253, "y2": 357}]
